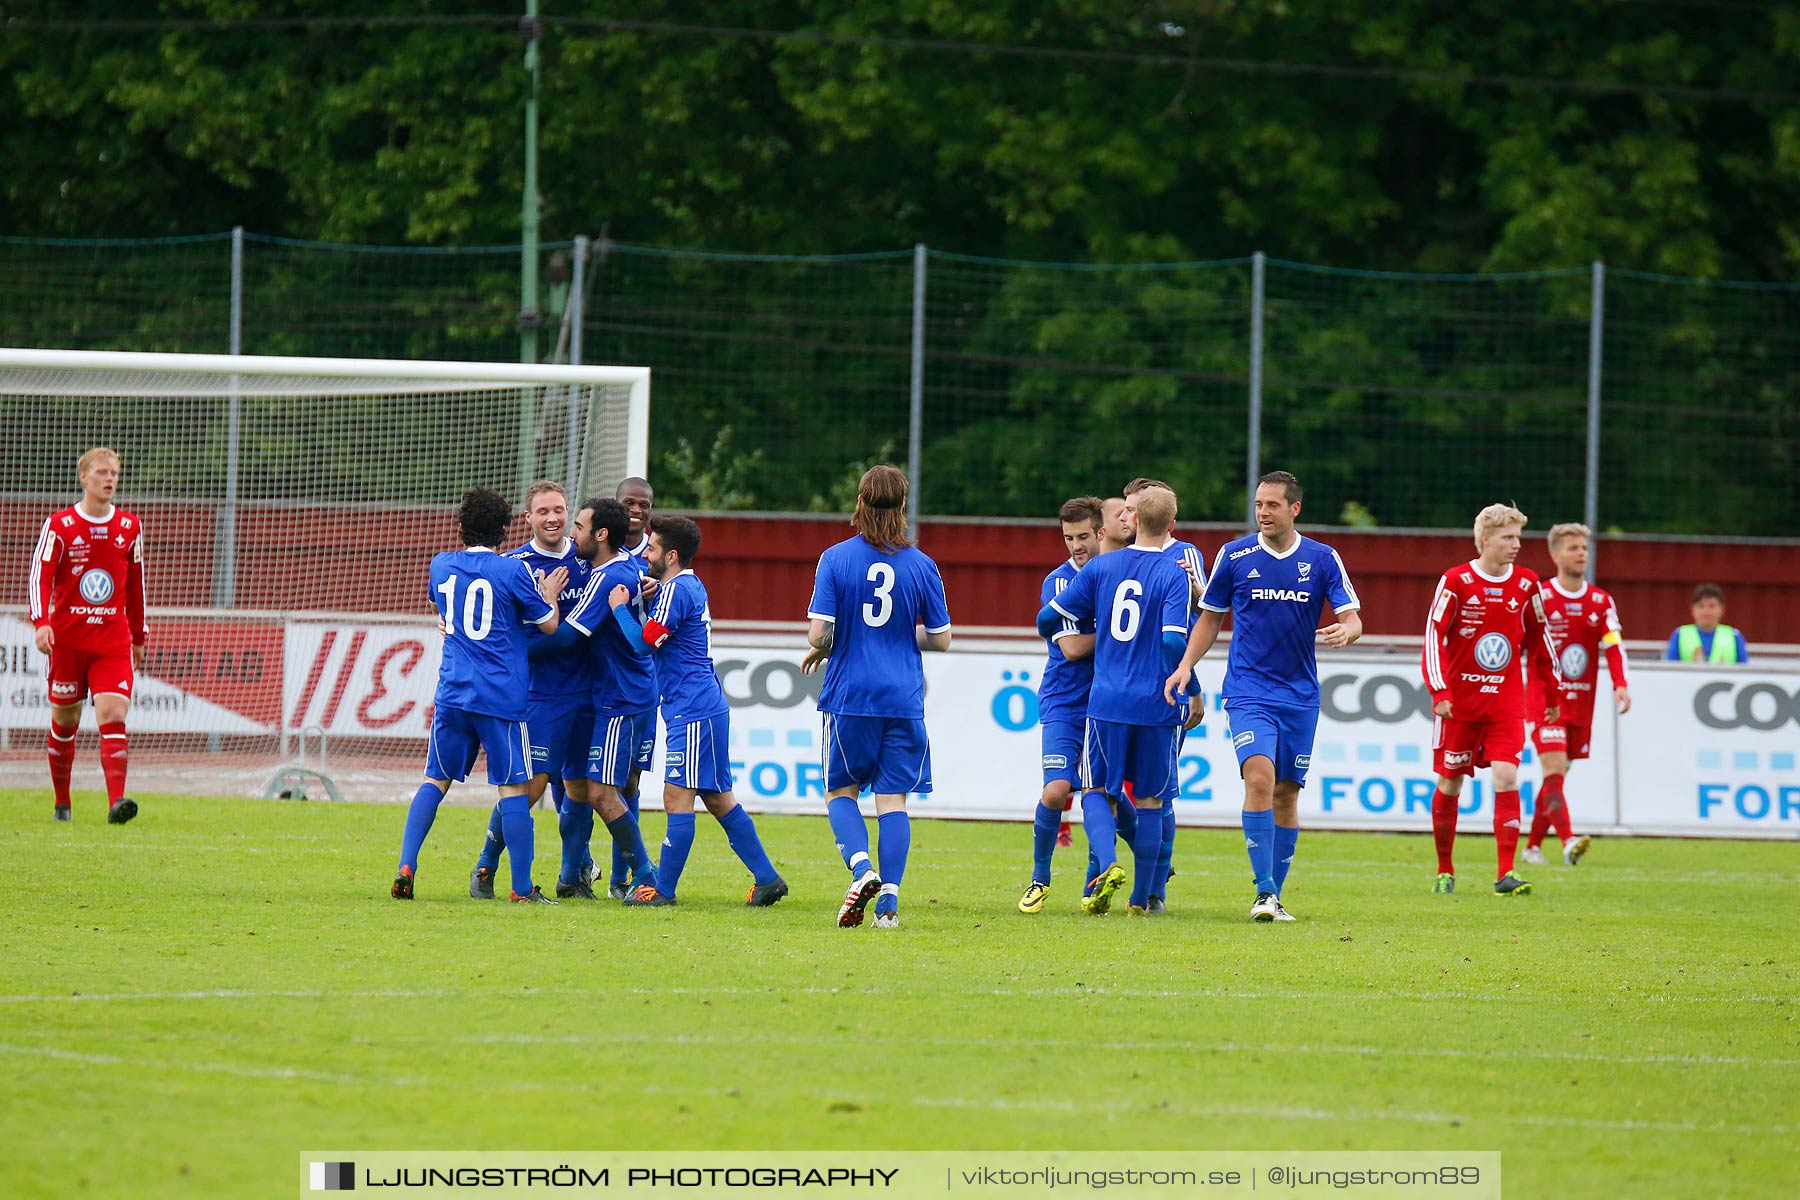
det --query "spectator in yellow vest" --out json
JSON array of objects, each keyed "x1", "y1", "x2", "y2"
[{"x1": 1665, "y1": 582, "x2": 1747, "y2": 663}]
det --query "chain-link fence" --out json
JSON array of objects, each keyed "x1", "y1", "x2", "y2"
[{"x1": 3, "y1": 232, "x2": 1795, "y2": 535}]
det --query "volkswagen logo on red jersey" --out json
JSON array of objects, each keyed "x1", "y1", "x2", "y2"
[
  {"x1": 1560, "y1": 644, "x2": 1590, "y2": 680},
  {"x1": 79, "y1": 567, "x2": 116, "y2": 604},
  {"x1": 1474, "y1": 632, "x2": 1512, "y2": 670}
]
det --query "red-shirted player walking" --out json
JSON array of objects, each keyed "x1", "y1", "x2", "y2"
[
  {"x1": 1524, "y1": 523, "x2": 1631, "y2": 868},
  {"x1": 1421, "y1": 504, "x2": 1562, "y2": 896},
  {"x1": 29, "y1": 447, "x2": 148, "y2": 823}
]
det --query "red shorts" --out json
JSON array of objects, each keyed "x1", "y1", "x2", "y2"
[
  {"x1": 1433, "y1": 715, "x2": 1525, "y2": 777},
  {"x1": 46, "y1": 640, "x2": 135, "y2": 707},
  {"x1": 1530, "y1": 720, "x2": 1592, "y2": 761}
]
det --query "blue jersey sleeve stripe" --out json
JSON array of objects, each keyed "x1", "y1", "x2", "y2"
[
  {"x1": 924, "y1": 621, "x2": 952, "y2": 634},
  {"x1": 1199, "y1": 600, "x2": 1231, "y2": 613},
  {"x1": 1330, "y1": 548, "x2": 1362, "y2": 609},
  {"x1": 653, "y1": 575, "x2": 680, "y2": 624},
  {"x1": 806, "y1": 610, "x2": 834, "y2": 623},
  {"x1": 1048, "y1": 598, "x2": 1078, "y2": 621}
]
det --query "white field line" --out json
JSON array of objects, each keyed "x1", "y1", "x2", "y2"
[
  {"x1": 0, "y1": 983, "x2": 1791, "y2": 1007},
  {"x1": 0, "y1": 1039, "x2": 1790, "y2": 1137}
]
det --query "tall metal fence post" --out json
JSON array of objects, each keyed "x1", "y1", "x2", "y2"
[
  {"x1": 1245, "y1": 251, "x2": 1266, "y2": 529},
  {"x1": 1584, "y1": 260, "x2": 1605, "y2": 577},
  {"x1": 219, "y1": 226, "x2": 245, "y2": 755},
  {"x1": 566, "y1": 235, "x2": 588, "y2": 490},
  {"x1": 908, "y1": 243, "x2": 927, "y2": 531},
  {"x1": 517, "y1": 0, "x2": 543, "y2": 496},
  {"x1": 215, "y1": 226, "x2": 243, "y2": 611}
]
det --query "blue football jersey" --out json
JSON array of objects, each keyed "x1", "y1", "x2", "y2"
[
  {"x1": 1155, "y1": 535, "x2": 1207, "y2": 625},
  {"x1": 1049, "y1": 545, "x2": 1189, "y2": 727},
  {"x1": 807, "y1": 535, "x2": 952, "y2": 719},
  {"x1": 1201, "y1": 533, "x2": 1360, "y2": 709},
  {"x1": 566, "y1": 551, "x2": 658, "y2": 716},
  {"x1": 648, "y1": 568, "x2": 726, "y2": 725},
  {"x1": 429, "y1": 548, "x2": 556, "y2": 721},
  {"x1": 505, "y1": 537, "x2": 593, "y2": 698},
  {"x1": 1037, "y1": 559, "x2": 1095, "y2": 726}
]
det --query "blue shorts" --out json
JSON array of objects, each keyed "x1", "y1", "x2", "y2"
[
  {"x1": 526, "y1": 695, "x2": 592, "y2": 782},
  {"x1": 1041, "y1": 719, "x2": 1084, "y2": 788},
  {"x1": 426, "y1": 706, "x2": 533, "y2": 786},
  {"x1": 822, "y1": 713, "x2": 933, "y2": 796},
  {"x1": 1225, "y1": 700, "x2": 1320, "y2": 786},
  {"x1": 587, "y1": 708, "x2": 656, "y2": 789},
  {"x1": 1080, "y1": 717, "x2": 1181, "y2": 802},
  {"x1": 664, "y1": 710, "x2": 734, "y2": 794}
]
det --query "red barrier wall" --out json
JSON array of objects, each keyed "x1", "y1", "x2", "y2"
[{"x1": 5, "y1": 501, "x2": 1796, "y2": 645}]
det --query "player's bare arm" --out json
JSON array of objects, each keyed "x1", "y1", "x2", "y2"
[
  {"x1": 801, "y1": 618, "x2": 834, "y2": 674},
  {"x1": 916, "y1": 624, "x2": 952, "y2": 653},
  {"x1": 1058, "y1": 632, "x2": 1095, "y2": 661},
  {"x1": 1317, "y1": 609, "x2": 1363, "y2": 649},
  {"x1": 1163, "y1": 609, "x2": 1224, "y2": 704}
]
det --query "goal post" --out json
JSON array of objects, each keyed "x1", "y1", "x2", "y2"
[{"x1": 0, "y1": 347, "x2": 650, "y2": 800}]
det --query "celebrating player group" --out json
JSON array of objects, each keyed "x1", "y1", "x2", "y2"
[{"x1": 30, "y1": 448, "x2": 1627, "y2": 924}]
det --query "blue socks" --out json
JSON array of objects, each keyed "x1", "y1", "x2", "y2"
[
  {"x1": 498, "y1": 793, "x2": 535, "y2": 897},
  {"x1": 558, "y1": 800, "x2": 595, "y2": 887},
  {"x1": 720, "y1": 804, "x2": 779, "y2": 886},
  {"x1": 1243, "y1": 809, "x2": 1277, "y2": 895},
  {"x1": 827, "y1": 796, "x2": 872, "y2": 876},
  {"x1": 604, "y1": 811, "x2": 655, "y2": 885},
  {"x1": 475, "y1": 802, "x2": 504, "y2": 872},
  {"x1": 610, "y1": 785, "x2": 641, "y2": 887},
  {"x1": 875, "y1": 811, "x2": 910, "y2": 915},
  {"x1": 1129, "y1": 803, "x2": 1165, "y2": 908},
  {"x1": 1081, "y1": 790, "x2": 1118, "y2": 874},
  {"x1": 657, "y1": 812, "x2": 697, "y2": 898},
  {"x1": 1274, "y1": 824, "x2": 1299, "y2": 894},
  {"x1": 1150, "y1": 803, "x2": 1176, "y2": 898},
  {"x1": 398, "y1": 781, "x2": 446, "y2": 874},
  {"x1": 1031, "y1": 802, "x2": 1062, "y2": 885}
]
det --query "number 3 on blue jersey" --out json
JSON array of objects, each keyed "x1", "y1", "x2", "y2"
[{"x1": 863, "y1": 562, "x2": 896, "y2": 627}]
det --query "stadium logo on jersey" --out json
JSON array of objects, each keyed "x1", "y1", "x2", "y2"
[
  {"x1": 1229, "y1": 545, "x2": 1258, "y2": 560},
  {"x1": 1474, "y1": 632, "x2": 1513, "y2": 671},
  {"x1": 1560, "y1": 645, "x2": 1590, "y2": 680},
  {"x1": 78, "y1": 568, "x2": 115, "y2": 604}
]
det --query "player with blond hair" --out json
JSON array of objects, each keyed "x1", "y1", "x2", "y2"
[
  {"x1": 1422, "y1": 504, "x2": 1564, "y2": 896},
  {"x1": 30, "y1": 447, "x2": 148, "y2": 824},
  {"x1": 1524, "y1": 523, "x2": 1630, "y2": 867}
]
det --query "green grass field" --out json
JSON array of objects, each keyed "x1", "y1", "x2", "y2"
[{"x1": 2, "y1": 789, "x2": 1794, "y2": 1198}]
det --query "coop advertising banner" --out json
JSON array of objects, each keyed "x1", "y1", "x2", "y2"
[
  {"x1": 264, "y1": 622, "x2": 1797, "y2": 838},
  {"x1": 1613, "y1": 666, "x2": 1800, "y2": 836}
]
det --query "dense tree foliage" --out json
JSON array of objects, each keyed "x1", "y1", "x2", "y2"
[{"x1": 2, "y1": 2, "x2": 1796, "y2": 532}]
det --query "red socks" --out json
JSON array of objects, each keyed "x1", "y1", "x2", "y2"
[
  {"x1": 1547, "y1": 777, "x2": 1574, "y2": 843},
  {"x1": 1431, "y1": 788, "x2": 1459, "y2": 874},
  {"x1": 47, "y1": 721, "x2": 77, "y2": 809},
  {"x1": 1531, "y1": 774, "x2": 1567, "y2": 848},
  {"x1": 99, "y1": 721, "x2": 130, "y2": 806},
  {"x1": 1494, "y1": 789, "x2": 1523, "y2": 878}
]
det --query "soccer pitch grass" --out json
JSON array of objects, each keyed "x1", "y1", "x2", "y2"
[{"x1": 2, "y1": 790, "x2": 1794, "y2": 1199}]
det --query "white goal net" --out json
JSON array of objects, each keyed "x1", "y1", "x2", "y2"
[{"x1": 1, "y1": 348, "x2": 649, "y2": 801}]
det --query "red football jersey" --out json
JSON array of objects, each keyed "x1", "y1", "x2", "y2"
[
  {"x1": 1422, "y1": 561, "x2": 1561, "y2": 722},
  {"x1": 29, "y1": 504, "x2": 148, "y2": 653},
  {"x1": 1530, "y1": 579, "x2": 1627, "y2": 727}
]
